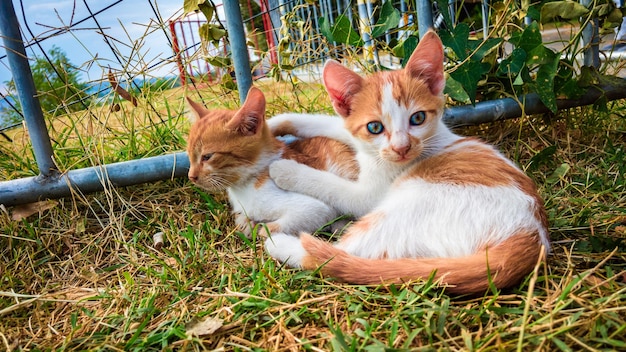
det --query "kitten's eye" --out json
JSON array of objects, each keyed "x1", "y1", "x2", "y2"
[
  {"x1": 366, "y1": 121, "x2": 384, "y2": 134},
  {"x1": 409, "y1": 111, "x2": 426, "y2": 126},
  {"x1": 201, "y1": 153, "x2": 214, "y2": 161}
]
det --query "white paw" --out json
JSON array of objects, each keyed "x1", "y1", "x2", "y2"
[
  {"x1": 264, "y1": 233, "x2": 306, "y2": 268},
  {"x1": 233, "y1": 212, "x2": 255, "y2": 237},
  {"x1": 269, "y1": 159, "x2": 302, "y2": 190}
]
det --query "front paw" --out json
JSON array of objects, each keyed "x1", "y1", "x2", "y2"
[
  {"x1": 264, "y1": 233, "x2": 306, "y2": 268},
  {"x1": 233, "y1": 212, "x2": 255, "y2": 237},
  {"x1": 269, "y1": 159, "x2": 303, "y2": 191}
]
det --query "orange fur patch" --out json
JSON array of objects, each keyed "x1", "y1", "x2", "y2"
[{"x1": 283, "y1": 137, "x2": 358, "y2": 180}]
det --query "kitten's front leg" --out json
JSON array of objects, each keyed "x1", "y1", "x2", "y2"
[
  {"x1": 268, "y1": 113, "x2": 353, "y2": 145},
  {"x1": 269, "y1": 159, "x2": 370, "y2": 216}
]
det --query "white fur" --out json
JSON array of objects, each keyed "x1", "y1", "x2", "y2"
[
  {"x1": 264, "y1": 233, "x2": 306, "y2": 268},
  {"x1": 226, "y1": 149, "x2": 338, "y2": 236}
]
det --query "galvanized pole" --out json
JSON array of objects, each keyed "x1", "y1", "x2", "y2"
[
  {"x1": 222, "y1": 0, "x2": 253, "y2": 103},
  {"x1": 481, "y1": 0, "x2": 489, "y2": 39},
  {"x1": 416, "y1": 0, "x2": 433, "y2": 38},
  {"x1": 0, "y1": 0, "x2": 58, "y2": 178},
  {"x1": 580, "y1": 0, "x2": 600, "y2": 68},
  {"x1": 356, "y1": 0, "x2": 375, "y2": 63},
  {"x1": 0, "y1": 152, "x2": 190, "y2": 206},
  {"x1": 443, "y1": 82, "x2": 626, "y2": 127}
]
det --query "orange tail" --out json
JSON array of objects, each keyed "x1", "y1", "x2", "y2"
[{"x1": 300, "y1": 232, "x2": 544, "y2": 294}]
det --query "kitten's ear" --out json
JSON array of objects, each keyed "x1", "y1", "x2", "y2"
[
  {"x1": 227, "y1": 86, "x2": 266, "y2": 136},
  {"x1": 405, "y1": 29, "x2": 445, "y2": 96},
  {"x1": 186, "y1": 97, "x2": 209, "y2": 123},
  {"x1": 322, "y1": 60, "x2": 364, "y2": 117}
]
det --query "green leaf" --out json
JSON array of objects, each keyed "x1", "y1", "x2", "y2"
[
  {"x1": 319, "y1": 16, "x2": 334, "y2": 42},
  {"x1": 526, "y1": 45, "x2": 557, "y2": 66},
  {"x1": 206, "y1": 56, "x2": 231, "y2": 68},
  {"x1": 183, "y1": 0, "x2": 200, "y2": 14},
  {"x1": 541, "y1": 1, "x2": 589, "y2": 23},
  {"x1": 449, "y1": 60, "x2": 491, "y2": 103},
  {"x1": 444, "y1": 76, "x2": 471, "y2": 103},
  {"x1": 606, "y1": 8, "x2": 625, "y2": 23},
  {"x1": 439, "y1": 23, "x2": 471, "y2": 60},
  {"x1": 391, "y1": 36, "x2": 418, "y2": 67},
  {"x1": 199, "y1": 23, "x2": 226, "y2": 45},
  {"x1": 220, "y1": 73, "x2": 237, "y2": 90},
  {"x1": 468, "y1": 38, "x2": 502, "y2": 61},
  {"x1": 535, "y1": 55, "x2": 559, "y2": 113},
  {"x1": 332, "y1": 15, "x2": 363, "y2": 46},
  {"x1": 511, "y1": 21, "x2": 543, "y2": 53},
  {"x1": 497, "y1": 48, "x2": 527, "y2": 76},
  {"x1": 197, "y1": 1, "x2": 215, "y2": 21},
  {"x1": 371, "y1": 1, "x2": 401, "y2": 38},
  {"x1": 546, "y1": 163, "x2": 570, "y2": 184}
]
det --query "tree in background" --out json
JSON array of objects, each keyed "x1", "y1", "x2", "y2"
[{"x1": 1, "y1": 46, "x2": 92, "y2": 127}]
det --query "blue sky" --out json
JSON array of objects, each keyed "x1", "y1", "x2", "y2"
[{"x1": 0, "y1": 0, "x2": 187, "y2": 93}]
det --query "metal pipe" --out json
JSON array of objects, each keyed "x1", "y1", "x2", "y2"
[
  {"x1": 416, "y1": 0, "x2": 433, "y2": 38},
  {"x1": 357, "y1": 0, "x2": 375, "y2": 63},
  {"x1": 580, "y1": 0, "x2": 600, "y2": 68},
  {"x1": 443, "y1": 82, "x2": 626, "y2": 127},
  {"x1": 222, "y1": 0, "x2": 253, "y2": 103},
  {"x1": 0, "y1": 152, "x2": 189, "y2": 207},
  {"x1": 0, "y1": 0, "x2": 57, "y2": 178},
  {"x1": 481, "y1": 0, "x2": 489, "y2": 39}
]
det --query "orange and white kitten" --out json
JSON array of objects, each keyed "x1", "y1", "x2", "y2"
[
  {"x1": 265, "y1": 31, "x2": 550, "y2": 294},
  {"x1": 186, "y1": 87, "x2": 357, "y2": 236}
]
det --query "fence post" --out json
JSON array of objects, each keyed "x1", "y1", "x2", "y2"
[
  {"x1": 416, "y1": 0, "x2": 433, "y2": 38},
  {"x1": 357, "y1": 0, "x2": 376, "y2": 63},
  {"x1": 0, "y1": 0, "x2": 58, "y2": 178},
  {"x1": 580, "y1": 0, "x2": 600, "y2": 68},
  {"x1": 222, "y1": 0, "x2": 253, "y2": 103}
]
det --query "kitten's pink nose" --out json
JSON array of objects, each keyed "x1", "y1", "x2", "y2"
[
  {"x1": 188, "y1": 171, "x2": 198, "y2": 182},
  {"x1": 392, "y1": 144, "x2": 411, "y2": 157}
]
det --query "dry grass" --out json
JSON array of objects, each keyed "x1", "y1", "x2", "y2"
[{"x1": 1, "y1": 79, "x2": 625, "y2": 350}]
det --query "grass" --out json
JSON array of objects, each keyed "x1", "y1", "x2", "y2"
[{"x1": 1, "y1": 76, "x2": 626, "y2": 351}]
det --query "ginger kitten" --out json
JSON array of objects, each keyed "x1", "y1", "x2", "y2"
[
  {"x1": 265, "y1": 31, "x2": 550, "y2": 294},
  {"x1": 186, "y1": 87, "x2": 357, "y2": 236}
]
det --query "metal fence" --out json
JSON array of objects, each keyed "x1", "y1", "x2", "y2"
[{"x1": 1, "y1": 0, "x2": 625, "y2": 207}]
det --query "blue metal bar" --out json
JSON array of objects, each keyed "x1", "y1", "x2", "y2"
[
  {"x1": 222, "y1": 0, "x2": 253, "y2": 103},
  {"x1": 580, "y1": 0, "x2": 600, "y2": 68},
  {"x1": 416, "y1": 0, "x2": 433, "y2": 38},
  {"x1": 481, "y1": 0, "x2": 489, "y2": 39},
  {"x1": 443, "y1": 82, "x2": 626, "y2": 127},
  {"x1": 357, "y1": 0, "x2": 375, "y2": 62},
  {"x1": 0, "y1": 152, "x2": 189, "y2": 206},
  {"x1": 0, "y1": 0, "x2": 57, "y2": 178}
]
